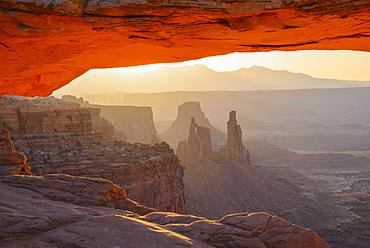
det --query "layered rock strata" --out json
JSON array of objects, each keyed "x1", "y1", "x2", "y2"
[
  {"x1": 161, "y1": 101, "x2": 225, "y2": 149},
  {"x1": 28, "y1": 139, "x2": 186, "y2": 214},
  {"x1": 0, "y1": 175, "x2": 330, "y2": 247},
  {"x1": 1, "y1": 174, "x2": 156, "y2": 215},
  {"x1": 62, "y1": 95, "x2": 160, "y2": 144},
  {"x1": 0, "y1": 137, "x2": 329, "y2": 247},
  {"x1": 0, "y1": 129, "x2": 30, "y2": 175},
  {"x1": 0, "y1": 0, "x2": 370, "y2": 97},
  {"x1": 0, "y1": 96, "x2": 102, "y2": 138}
]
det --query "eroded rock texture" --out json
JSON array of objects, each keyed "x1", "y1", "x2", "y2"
[
  {"x1": 35, "y1": 141, "x2": 186, "y2": 214},
  {"x1": 62, "y1": 95, "x2": 160, "y2": 144},
  {"x1": 0, "y1": 96, "x2": 103, "y2": 137},
  {"x1": 0, "y1": 0, "x2": 369, "y2": 97},
  {"x1": 0, "y1": 174, "x2": 329, "y2": 248},
  {"x1": 0, "y1": 129, "x2": 30, "y2": 175}
]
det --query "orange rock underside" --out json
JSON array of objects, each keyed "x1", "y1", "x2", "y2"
[{"x1": 1, "y1": 4, "x2": 370, "y2": 97}]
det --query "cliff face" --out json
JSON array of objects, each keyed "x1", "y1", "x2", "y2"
[
  {"x1": 0, "y1": 129, "x2": 30, "y2": 175},
  {"x1": 0, "y1": 96, "x2": 101, "y2": 137},
  {"x1": 62, "y1": 95, "x2": 160, "y2": 144},
  {"x1": 160, "y1": 101, "x2": 225, "y2": 149},
  {"x1": 0, "y1": 122, "x2": 329, "y2": 248},
  {"x1": 87, "y1": 107, "x2": 116, "y2": 140},
  {"x1": 98, "y1": 106, "x2": 160, "y2": 144},
  {"x1": 23, "y1": 135, "x2": 186, "y2": 214}
]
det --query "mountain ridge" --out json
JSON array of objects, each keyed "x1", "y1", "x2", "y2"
[{"x1": 53, "y1": 65, "x2": 369, "y2": 95}]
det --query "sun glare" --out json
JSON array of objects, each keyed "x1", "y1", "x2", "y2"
[{"x1": 106, "y1": 50, "x2": 370, "y2": 80}]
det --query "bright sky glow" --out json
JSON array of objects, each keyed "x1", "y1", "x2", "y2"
[
  {"x1": 53, "y1": 50, "x2": 370, "y2": 96},
  {"x1": 117, "y1": 50, "x2": 370, "y2": 81}
]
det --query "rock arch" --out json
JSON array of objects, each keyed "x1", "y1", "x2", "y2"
[{"x1": 0, "y1": 0, "x2": 369, "y2": 96}]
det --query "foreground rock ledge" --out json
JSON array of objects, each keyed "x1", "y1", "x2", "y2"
[
  {"x1": 0, "y1": 174, "x2": 329, "y2": 247},
  {"x1": 0, "y1": 0, "x2": 370, "y2": 96}
]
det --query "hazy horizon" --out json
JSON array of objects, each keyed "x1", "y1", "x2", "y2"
[{"x1": 52, "y1": 50, "x2": 370, "y2": 96}]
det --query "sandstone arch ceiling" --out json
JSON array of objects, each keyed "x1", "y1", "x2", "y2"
[{"x1": 0, "y1": 0, "x2": 369, "y2": 97}]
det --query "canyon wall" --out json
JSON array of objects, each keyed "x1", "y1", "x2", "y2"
[
  {"x1": 17, "y1": 133, "x2": 186, "y2": 214},
  {"x1": 62, "y1": 95, "x2": 160, "y2": 144},
  {"x1": 0, "y1": 96, "x2": 104, "y2": 138}
]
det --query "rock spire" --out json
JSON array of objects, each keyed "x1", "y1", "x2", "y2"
[
  {"x1": 176, "y1": 117, "x2": 214, "y2": 165},
  {"x1": 220, "y1": 110, "x2": 250, "y2": 164}
]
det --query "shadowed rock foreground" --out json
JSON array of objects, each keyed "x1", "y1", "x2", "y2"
[
  {"x1": 0, "y1": 128, "x2": 329, "y2": 247},
  {"x1": 0, "y1": 174, "x2": 329, "y2": 248}
]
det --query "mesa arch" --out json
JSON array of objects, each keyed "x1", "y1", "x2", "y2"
[{"x1": 0, "y1": 0, "x2": 369, "y2": 97}]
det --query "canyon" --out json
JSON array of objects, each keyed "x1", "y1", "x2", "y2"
[
  {"x1": 62, "y1": 95, "x2": 160, "y2": 144},
  {"x1": 176, "y1": 111, "x2": 352, "y2": 233},
  {"x1": 0, "y1": 126, "x2": 330, "y2": 247},
  {"x1": 0, "y1": 96, "x2": 185, "y2": 213},
  {"x1": 1, "y1": 93, "x2": 369, "y2": 247},
  {"x1": 0, "y1": 95, "x2": 111, "y2": 139},
  {"x1": 1, "y1": 1, "x2": 370, "y2": 247}
]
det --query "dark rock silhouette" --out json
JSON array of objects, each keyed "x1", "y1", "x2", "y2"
[{"x1": 161, "y1": 101, "x2": 225, "y2": 149}]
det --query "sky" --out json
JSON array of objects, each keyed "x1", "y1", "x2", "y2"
[{"x1": 53, "y1": 50, "x2": 370, "y2": 95}]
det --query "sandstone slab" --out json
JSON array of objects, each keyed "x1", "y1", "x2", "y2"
[{"x1": 0, "y1": 1, "x2": 369, "y2": 96}]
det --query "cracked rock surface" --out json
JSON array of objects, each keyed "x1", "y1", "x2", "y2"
[{"x1": 0, "y1": 174, "x2": 329, "y2": 247}]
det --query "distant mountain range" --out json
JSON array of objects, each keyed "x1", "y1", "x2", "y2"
[{"x1": 53, "y1": 65, "x2": 369, "y2": 95}]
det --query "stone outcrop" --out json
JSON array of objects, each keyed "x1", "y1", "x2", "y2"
[
  {"x1": 28, "y1": 138, "x2": 186, "y2": 214},
  {"x1": 1, "y1": 174, "x2": 156, "y2": 215},
  {"x1": 0, "y1": 1, "x2": 369, "y2": 97},
  {"x1": 177, "y1": 110, "x2": 249, "y2": 165},
  {"x1": 0, "y1": 96, "x2": 98, "y2": 137},
  {"x1": 177, "y1": 117, "x2": 215, "y2": 165},
  {"x1": 62, "y1": 95, "x2": 160, "y2": 144},
  {"x1": 161, "y1": 101, "x2": 225, "y2": 149},
  {"x1": 86, "y1": 107, "x2": 116, "y2": 140},
  {"x1": 177, "y1": 113, "x2": 350, "y2": 234},
  {"x1": 0, "y1": 175, "x2": 329, "y2": 247},
  {"x1": 0, "y1": 129, "x2": 30, "y2": 175},
  {"x1": 0, "y1": 96, "x2": 118, "y2": 140},
  {"x1": 219, "y1": 110, "x2": 250, "y2": 164}
]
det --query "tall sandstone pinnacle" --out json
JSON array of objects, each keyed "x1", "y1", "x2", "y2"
[
  {"x1": 220, "y1": 110, "x2": 250, "y2": 164},
  {"x1": 177, "y1": 111, "x2": 250, "y2": 164},
  {"x1": 0, "y1": 129, "x2": 30, "y2": 175},
  {"x1": 176, "y1": 117, "x2": 215, "y2": 165}
]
